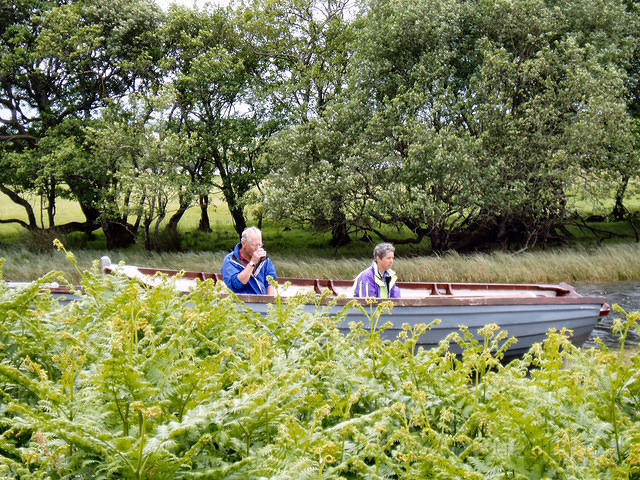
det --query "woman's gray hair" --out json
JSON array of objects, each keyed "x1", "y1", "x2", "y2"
[
  {"x1": 241, "y1": 226, "x2": 262, "y2": 242},
  {"x1": 373, "y1": 243, "x2": 395, "y2": 260}
]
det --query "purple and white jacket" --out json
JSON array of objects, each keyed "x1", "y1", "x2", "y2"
[{"x1": 352, "y1": 261, "x2": 400, "y2": 298}]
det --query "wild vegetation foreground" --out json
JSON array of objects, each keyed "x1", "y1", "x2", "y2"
[{"x1": 0, "y1": 258, "x2": 639, "y2": 479}]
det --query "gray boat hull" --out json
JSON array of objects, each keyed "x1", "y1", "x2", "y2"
[{"x1": 243, "y1": 300, "x2": 603, "y2": 358}]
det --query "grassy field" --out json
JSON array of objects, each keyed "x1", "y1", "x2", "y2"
[{"x1": 0, "y1": 192, "x2": 236, "y2": 238}]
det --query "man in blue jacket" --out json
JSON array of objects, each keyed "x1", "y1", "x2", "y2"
[{"x1": 221, "y1": 226, "x2": 277, "y2": 295}]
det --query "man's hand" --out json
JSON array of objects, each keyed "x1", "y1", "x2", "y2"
[{"x1": 251, "y1": 247, "x2": 267, "y2": 264}]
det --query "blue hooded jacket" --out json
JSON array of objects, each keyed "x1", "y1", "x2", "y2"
[{"x1": 221, "y1": 242, "x2": 277, "y2": 295}]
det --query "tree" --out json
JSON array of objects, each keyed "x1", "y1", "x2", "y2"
[
  {"x1": 83, "y1": 96, "x2": 189, "y2": 250},
  {"x1": 0, "y1": 0, "x2": 163, "y2": 247},
  {"x1": 339, "y1": 0, "x2": 487, "y2": 251},
  {"x1": 264, "y1": 102, "x2": 363, "y2": 245},
  {"x1": 608, "y1": 0, "x2": 640, "y2": 221},
  {"x1": 160, "y1": 4, "x2": 277, "y2": 237},
  {"x1": 268, "y1": 0, "x2": 635, "y2": 251},
  {"x1": 466, "y1": 0, "x2": 631, "y2": 249},
  {"x1": 245, "y1": 0, "x2": 358, "y2": 246}
]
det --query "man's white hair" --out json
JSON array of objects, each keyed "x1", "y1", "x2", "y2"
[{"x1": 241, "y1": 226, "x2": 262, "y2": 243}]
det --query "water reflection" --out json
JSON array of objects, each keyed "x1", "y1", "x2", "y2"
[{"x1": 576, "y1": 281, "x2": 640, "y2": 348}]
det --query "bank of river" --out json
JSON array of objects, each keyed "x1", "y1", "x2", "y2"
[{"x1": 577, "y1": 281, "x2": 640, "y2": 348}]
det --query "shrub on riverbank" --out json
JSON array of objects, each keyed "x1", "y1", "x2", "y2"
[{"x1": 1, "y1": 264, "x2": 639, "y2": 478}]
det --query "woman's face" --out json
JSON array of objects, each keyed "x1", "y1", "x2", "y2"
[{"x1": 376, "y1": 252, "x2": 394, "y2": 273}]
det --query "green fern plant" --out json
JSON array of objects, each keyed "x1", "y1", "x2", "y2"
[{"x1": 1, "y1": 249, "x2": 640, "y2": 479}]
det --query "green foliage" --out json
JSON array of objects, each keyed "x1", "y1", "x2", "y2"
[
  {"x1": 160, "y1": 3, "x2": 279, "y2": 236},
  {"x1": 1, "y1": 260, "x2": 639, "y2": 478},
  {"x1": 0, "y1": 0, "x2": 164, "y2": 247},
  {"x1": 264, "y1": 0, "x2": 639, "y2": 251},
  {"x1": 2, "y1": 0, "x2": 640, "y2": 251},
  {"x1": 247, "y1": 0, "x2": 359, "y2": 246}
]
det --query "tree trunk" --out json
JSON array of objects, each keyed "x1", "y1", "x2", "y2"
[
  {"x1": 143, "y1": 217, "x2": 153, "y2": 251},
  {"x1": 611, "y1": 175, "x2": 629, "y2": 221},
  {"x1": 329, "y1": 202, "x2": 350, "y2": 247},
  {"x1": 215, "y1": 153, "x2": 247, "y2": 236},
  {"x1": 103, "y1": 220, "x2": 136, "y2": 249},
  {"x1": 132, "y1": 192, "x2": 146, "y2": 232},
  {"x1": 330, "y1": 221, "x2": 351, "y2": 247},
  {"x1": 630, "y1": 215, "x2": 639, "y2": 243},
  {"x1": 0, "y1": 185, "x2": 38, "y2": 229},
  {"x1": 46, "y1": 177, "x2": 56, "y2": 227},
  {"x1": 429, "y1": 228, "x2": 450, "y2": 253},
  {"x1": 228, "y1": 203, "x2": 247, "y2": 236},
  {"x1": 218, "y1": 174, "x2": 246, "y2": 235},
  {"x1": 166, "y1": 193, "x2": 191, "y2": 232},
  {"x1": 198, "y1": 195, "x2": 212, "y2": 232}
]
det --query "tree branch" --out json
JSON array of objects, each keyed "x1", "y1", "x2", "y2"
[
  {"x1": 48, "y1": 221, "x2": 98, "y2": 234},
  {"x1": 0, "y1": 185, "x2": 38, "y2": 228},
  {"x1": 0, "y1": 134, "x2": 40, "y2": 143},
  {"x1": 0, "y1": 218, "x2": 32, "y2": 230}
]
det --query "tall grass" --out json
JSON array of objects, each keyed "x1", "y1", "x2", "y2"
[
  {"x1": 398, "y1": 244, "x2": 640, "y2": 283},
  {"x1": 1, "y1": 243, "x2": 639, "y2": 284}
]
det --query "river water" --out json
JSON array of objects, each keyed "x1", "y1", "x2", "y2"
[{"x1": 575, "y1": 281, "x2": 640, "y2": 348}]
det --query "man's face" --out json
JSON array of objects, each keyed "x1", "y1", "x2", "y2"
[{"x1": 243, "y1": 233, "x2": 263, "y2": 257}]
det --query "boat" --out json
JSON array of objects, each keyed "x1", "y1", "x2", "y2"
[
  {"x1": 4, "y1": 281, "x2": 84, "y2": 305},
  {"x1": 99, "y1": 256, "x2": 610, "y2": 359}
]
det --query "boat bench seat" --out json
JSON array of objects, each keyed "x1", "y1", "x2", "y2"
[{"x1": 277, "y1": 285, "x2": 317, "y2": 296}]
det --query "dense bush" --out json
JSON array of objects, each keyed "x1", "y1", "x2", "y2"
[{"x1": 0, "y1": 258, "x2": 639, "y2": 479}]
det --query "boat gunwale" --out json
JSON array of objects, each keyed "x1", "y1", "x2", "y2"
[
  {"x1": 218, "y1": 291, "x2": 608, "y2": 308},
  {"x1": 124, "y1": 265, "x2": 577, "y2": 295},
  {"x1": 102, "y1": 263, "x2": 608, "y2": 313},
  {"x1": 16, "y1": 281, "x2": 607, "y2": 310}
]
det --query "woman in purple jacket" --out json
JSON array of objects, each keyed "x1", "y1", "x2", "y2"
[{"x1": 352, "y1": 243, "x2": 401, "y2": 298}]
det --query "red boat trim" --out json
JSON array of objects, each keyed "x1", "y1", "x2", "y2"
[{"x1": 101, "y1": 263, "x2": 608, "y2": 312}]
